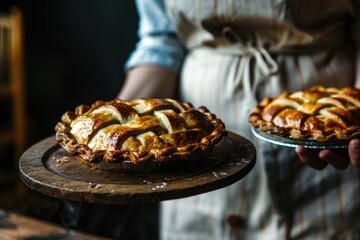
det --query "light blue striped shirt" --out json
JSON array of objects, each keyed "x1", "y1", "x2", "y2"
[{"x1": 125, "y1": 0, "x2": 186, "y2": 74}]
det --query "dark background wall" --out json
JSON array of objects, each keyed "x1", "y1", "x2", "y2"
[
  {"x1": 0, "y1": 4, "x2": 159, "y2": 238},
  {"x1": 0, "y1": 0, "x2": 139, "y2": 146}
]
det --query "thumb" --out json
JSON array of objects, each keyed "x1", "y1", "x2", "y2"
[{"x1": 349, "y1": 139, "x2": 360, "y2": 171}]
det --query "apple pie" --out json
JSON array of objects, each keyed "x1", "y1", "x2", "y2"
[
  {"x1": 55, "y1": 98, "x2": 227, "y2": 171},
  {"x1": 248, "y1": 86, "x2": 360, "y2": 141}
]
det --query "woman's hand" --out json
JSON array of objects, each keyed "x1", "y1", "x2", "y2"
[{"x1": 295, "y1": 139, "x2": 360, "y2": 171}]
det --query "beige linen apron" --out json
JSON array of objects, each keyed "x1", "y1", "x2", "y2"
[{"x1": 161, "y1": 1, "x2": 360, "y2": 239}]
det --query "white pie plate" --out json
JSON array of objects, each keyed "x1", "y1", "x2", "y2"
[{"x1": 251, "y1": 127, "x2": 350, "y2": 149}]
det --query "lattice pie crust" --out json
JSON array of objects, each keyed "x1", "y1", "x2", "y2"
[
  {"x1": 249, "y1": 86, "x2": 360, "y2": 141},
  {"x1": 55, "y1": 98, "x2": 227, "y2": 167}
]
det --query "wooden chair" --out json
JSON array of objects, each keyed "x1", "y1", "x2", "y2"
[{"x1": 0, "y1": 7, "x2": 26, "y2": 199}]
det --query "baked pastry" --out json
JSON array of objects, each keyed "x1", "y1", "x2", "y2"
[
  {"x1": 55, "y1": 98, "x2": 227, "y2": 171},
  {"x1": 249, "y1": 86, "x2": 360, "y2": 141}
]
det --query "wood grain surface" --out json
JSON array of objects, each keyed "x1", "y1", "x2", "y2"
[
  {"x1": 0, "y1": 209, "x2": 110, "y2": 239},
  {"x1": 19, "y1": 132, "x2": 256, "y2": 205}
]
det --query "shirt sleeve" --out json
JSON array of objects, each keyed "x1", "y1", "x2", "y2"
[{"x1": 125, "y1": 0, "x2": 186, "y2": 74}]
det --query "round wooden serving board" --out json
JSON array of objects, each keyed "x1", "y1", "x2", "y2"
[{"x1": 19, "y1": 132, "x2": 256, "y2": 205}]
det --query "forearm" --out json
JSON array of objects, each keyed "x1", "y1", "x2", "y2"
[
  {"x1": 356, "y1": 45, "x2": 360, "y2": 88},
  {"x1": 117, "y1": 65, "x2": 177, "y2": 100}
]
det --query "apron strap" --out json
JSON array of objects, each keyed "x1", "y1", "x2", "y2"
[{"x1": 212, "y1": 27, "x2": 279, "y2": 104}]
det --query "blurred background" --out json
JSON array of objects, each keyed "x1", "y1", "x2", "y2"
[{"x1": 0, "y1": 0, "x2": 138, "y2": 215}]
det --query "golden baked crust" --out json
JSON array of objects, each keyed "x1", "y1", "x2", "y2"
[
  {"x1": 55, "y1": 98, "x2": 227, "y2": 168},
  {"x1": 248, "y1": 86, "x2": 360, "y2": 141}
]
